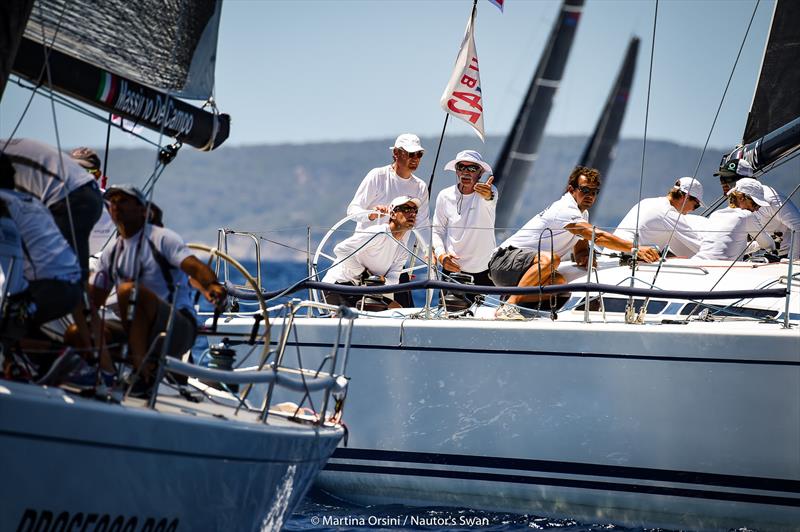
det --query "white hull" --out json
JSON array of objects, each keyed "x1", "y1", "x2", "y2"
[
  {"x1": 0, "y1": 380, "x2": 343, "y2": 532},
  {"x1": 214, "y1": 259, "x2": 800, "y2": 530}
]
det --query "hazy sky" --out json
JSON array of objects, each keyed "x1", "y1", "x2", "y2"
[{"x1": 0, "y1": 0, "x2": 774, "y2": 151}]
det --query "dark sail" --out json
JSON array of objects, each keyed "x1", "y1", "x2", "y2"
[
  {"x1": 742, "y1": 0, "x2": 800, "y2": 145},
  {"x1": 0, "y1": 0, "x2": 35, "y2": 100},
  {"x1": 9, "y1": 0, "x2": 229, "y2": 150},
  {"x1": 577, "y1": 36, "x2": 639, "y2": 196},
  {"x1": 493, "y1": 0, "x2": 584, "y2": 231}
]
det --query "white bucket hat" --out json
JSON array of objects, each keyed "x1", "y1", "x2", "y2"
[
  {"x1": 390, "y1": 134, "x2": 424, "y2": 153},
  {"x1": 444, "y1": 150, "x2": 493, "y2": 175},
  {"x1": 727, "y1": 177, "x2": 769, "y2": 207},
  {"x1": 673, "y1": 177, "x2": 705, "y2": 206}
]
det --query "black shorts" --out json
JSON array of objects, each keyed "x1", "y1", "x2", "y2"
[
  {"x1": 106, "y1": 306, "x2": 197, "y2": 359},
  {"x1": 488, "y1": 247, "x2": 538, "y2": 287}
]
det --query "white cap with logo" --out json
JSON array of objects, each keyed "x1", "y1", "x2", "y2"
[
  {"x1": 390, "y1": 195, "x2": 422, "y2": 210},
  {"x1": 727, "y1": 177, "x2": 770, "y2": 206},
  {"x1": 673, "y1": 177, "x2": 705, "y2": 206},
  {"x1": 390, "y1": 134, "x2": 424, "y2": 153}
]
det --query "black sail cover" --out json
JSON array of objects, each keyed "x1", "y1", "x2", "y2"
[
  {"x1": 493, "y1": 0, "x2": 584, "y2": 231},
  {"x1": 12, "y1": 0, "x2": 229, "y2": 150},
  {"x1": 578, "y1": 36, "x2": 639, "y2": 201},
  {"x1": 742, "y1": 0, "x2": 800, "y2": 145}
]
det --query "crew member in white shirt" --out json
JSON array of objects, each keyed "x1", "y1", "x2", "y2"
[
  {"x1": 0, "y1": 154, "x2": 81, "y2": 333},
  {"x1": 324, "y1": 196, "x2": 419, "y2": 309},
  {"x1": 432, "y1": 150, "x2": 497, "y2": 287},
  {"x1": 347, "y1": 133, "x2": 430, "y2": 307},
  {"x1": 612, "y1": 177, "x2": 707, "y2": 257},
  {"x1": 488, "y1": 166, "x2": 660, "y2": 319},
  {"x1": 716, "y1": 158, "x2": 800, "y2": 259},
  {"x1": 694, "y1": 178, "x2": 775, "y2": 260}
]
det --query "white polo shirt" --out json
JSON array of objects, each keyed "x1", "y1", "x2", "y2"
[
  {"x1": 0, "y1": 189, "x2": 80, "y2": 283},
  {"x1": 694, "y1": 207, "x2": 774, "y2": 260},
  {"x1": 498, "y1": 192, "x2": 588, "y2": 257},
  {"x1": 322, "y1": 223, "x2": 411, "y2": 286},
  {"x1": 612, "y1": 197, "x2": 704, "y2": 257},
  {"x1": 1, "y1": 138, "x2": 94, "y2": 207},
  {"x1": 755, "y1": 185, "x2": 800, "y2": 259},
  {"x1": 347, "y1": 164, "x2": 430, "y2": 247},
  {"x1": 432, "y1": 184, "x2": 498, "y2": 273}
]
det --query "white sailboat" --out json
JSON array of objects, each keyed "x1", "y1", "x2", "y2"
[{"x1": 208, "y1": 0, "x2": 800, "y2": 529}]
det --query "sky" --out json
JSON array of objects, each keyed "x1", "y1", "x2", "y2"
[{"x1": 0, "y1": 0, "x2": 775, "y2": 152}]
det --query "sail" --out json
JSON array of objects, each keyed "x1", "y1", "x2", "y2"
[
  {"x1": 493, "y1": 0, "x2": 584, "y2": 231},
  {"x1": 578, "y1": 37, "x2": 639, "y2": 200},
  {"x1": 9, "y1": 0, "x2": 229, "y2": 151},
  {"x1": 742, "y1": 0, "x2": 800, "y2": 145}
]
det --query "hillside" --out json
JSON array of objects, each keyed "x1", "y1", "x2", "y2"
[{"x1": 93, "y1": 135, "x2": 799, "y2": 260}]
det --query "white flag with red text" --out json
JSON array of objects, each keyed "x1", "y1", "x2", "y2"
[{"x1": 440, "y1": 9, "x2": 485, "y2": 141}]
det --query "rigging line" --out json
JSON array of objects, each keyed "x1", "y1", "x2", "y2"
[
  {"x1": 7, "y1": 78, "x2": 162, "y2": 148},
  {"x1": 627, "y1": 0, "x2": 659, "y2": 321},
  {"x1": 40, "y1": 0, "x2": 79, "y2": 257},
  {"x1": 683, "y1": 180, "x2": 800, "y2": 322},
  {"x1": 659, "y1": 0, "x2": 761, "y2": 267},
  {"x1": 1, "y1": 1, "x2": 69, "y2": 152},
  {"x1": 103, "y1": 112, "x2": 112, "y2": 178}
]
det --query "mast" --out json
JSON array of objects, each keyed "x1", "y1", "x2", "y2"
[
  {"x1": 577, "y1": 36, "x2": 639, "y2": 199},
  {"x1": 493, "y1": 0, "x2": 584, "y2": 232},
  {"x1": 719, "y1": 0, "x2": 800, "y2": 174}
]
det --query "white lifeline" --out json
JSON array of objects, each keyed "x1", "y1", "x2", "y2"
[{"x1": 432, "y1": 184, "x2": 498, "y2": 273}]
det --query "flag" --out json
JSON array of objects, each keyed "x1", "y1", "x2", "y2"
[
  {"x1": 440, "y1": 9, "x2": 485, "y2": 141},
  {"x1": 488, "y1": 0, "x2": 504, "y2": 12}
]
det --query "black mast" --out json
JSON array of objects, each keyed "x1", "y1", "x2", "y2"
[
  {"x1": 578, "y1": 36, "x2": 639, "y2": 200},
  {"x1": 493, "y1": 0, "x2": 584, "y2": 232}
]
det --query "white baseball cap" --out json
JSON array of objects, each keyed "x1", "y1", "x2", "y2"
[
  {"x1": 444, "y1": 150, "x2": 493, "y2": 175},
  {"x1": 390, "y1": 134, "x2": 424, "y2": 153},
  {"x1": 389, "y1": 195, "x2": 422, "y2": 210},
  {"x1": 727, "y1": 177, "x2": 770, "y2": 206},
  {"x1": 673, "y1": 177, "x2": 705, "y2": 206}
]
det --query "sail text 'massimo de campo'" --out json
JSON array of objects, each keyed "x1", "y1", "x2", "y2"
[{"x1": 113, "y1": 80, "x2": 194, "y2": 136}]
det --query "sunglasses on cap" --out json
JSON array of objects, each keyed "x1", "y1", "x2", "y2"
[
  {"x1": 394, "y1": 205, "x2": 418, "y2": 214},
  {"x1": 576, "y1": 185, "x2": 600, "y2": 196},
  {"x1": 456, "y1": 163, "x2": 481, "y2": 173},
  {"x1": 399, "y1": 149, "x2": 424, "y2": 159}
]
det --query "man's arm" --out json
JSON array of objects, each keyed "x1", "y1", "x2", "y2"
[
  {"x1": 180, "y1": 255, "x2": 227, "y2": 310},
  {"x1": 565, "y1": 221, "x2": 660, "y2": 262},
  {"x1": 347, "y1": 170, "x2": 387, "y2": 221}
]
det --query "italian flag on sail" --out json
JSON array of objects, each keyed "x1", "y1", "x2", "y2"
[{"x1": 96, "y1": 72, "x2": 118, "y2": 105}]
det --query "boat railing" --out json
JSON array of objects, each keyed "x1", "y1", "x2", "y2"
[{"x1": 142, "y1": 301, "x2": 355, "y2": 426}]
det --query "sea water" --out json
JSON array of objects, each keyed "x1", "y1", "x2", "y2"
[{"x1": 222, "y1": 261, "x2": 690, "y2": 531}]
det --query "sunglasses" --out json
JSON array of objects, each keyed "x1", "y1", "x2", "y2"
[
  {"x1": 400, "y1": 149, "x2": 424, "y2": 159},
  {"x1": 456, "y1": 163, "x2": 481, "y2": 173},
  {"x1": 719, "y1": 176, "x2": 739, "y2": 185},
  {"x1": 688, "y1": 196, "x2": 701, "y2": 209},
  {"x1": 394, "y1": 205, "x2": 418, "y2": 214},
  {"x1": 577, "y1": 186, "x2": 600, "y2": 196}
]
